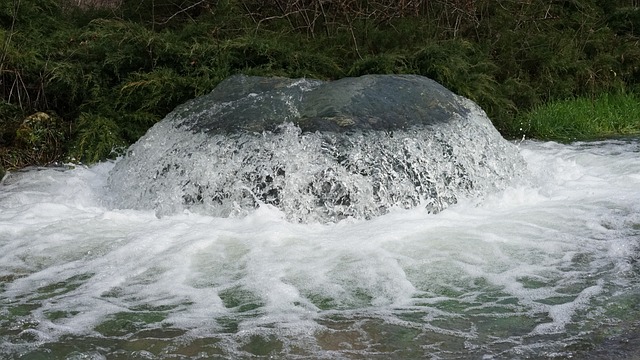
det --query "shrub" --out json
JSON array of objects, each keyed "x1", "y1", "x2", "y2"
[
  {"x1": 348, "y1": 54, "x2": 413, "y2": 76},
  {"x1": 70, "y1": 113, "x2": 126, "y2": 163},
  {"x1": 1, "y1": 0, "x2": 639, "y2": 166}
]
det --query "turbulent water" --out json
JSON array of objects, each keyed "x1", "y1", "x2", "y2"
[
  {"x1": 107, "y1": 75, "x2": 525, "y2": 222},
  {"x1": 1, "y1": 139, "x2": 639, "y2": 359}
]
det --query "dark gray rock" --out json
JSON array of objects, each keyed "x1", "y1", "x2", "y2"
[
  {"x1": 177, "y1": 74, "x2": 469, "y2": 134},
  {"x1": 108, "y1": 74, "x2": 526, "y2": 222}
]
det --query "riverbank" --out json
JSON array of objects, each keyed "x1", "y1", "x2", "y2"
[
  {"x1": 1, "y1": 0, "x2": 639, "y2": 168},
  {"x1": 512, "y1": 93, "x2": 640, "y2": 142}
]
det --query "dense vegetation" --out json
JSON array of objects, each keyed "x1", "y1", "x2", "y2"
[{"x1": 1, "y1": 0, "x2": 640, "y2": 170}]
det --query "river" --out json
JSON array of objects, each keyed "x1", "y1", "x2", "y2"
[{"x1": 1, "y1": 138, "x2": 639, "y2": 359}]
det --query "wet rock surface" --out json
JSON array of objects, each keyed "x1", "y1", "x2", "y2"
[
  {"x1": 108, "y1": 74, "x2": 525, "y2": 222},
  {"x1": 178, "y1": 74, "x2": 470, "y2": 134}
]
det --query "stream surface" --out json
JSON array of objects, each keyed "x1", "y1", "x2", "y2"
[{"x1": 1, "y1": 138, "x2": 639, "y2": 359}]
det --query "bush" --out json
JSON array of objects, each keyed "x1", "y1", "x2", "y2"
[
  {"x1": 70, "y1": 113, "x2": 126, "y2": 163},
  {"x1": 1, "y1": 0, "x2": 639, "y2": 167},
  {"x1": 348, "y1": 54, "x2": 413, "y2": 76}
]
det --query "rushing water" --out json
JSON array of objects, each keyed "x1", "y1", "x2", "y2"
[
  {"x1": 107, "y1": 75, "x2": 525, "y2": 223},
  {"x1": 1, "y1": 138, "x2": 639, "y2": 359}
]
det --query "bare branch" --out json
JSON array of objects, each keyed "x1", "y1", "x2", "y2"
[{"x1": 156, "y1": 0, "x2": 209, "y2": 25}]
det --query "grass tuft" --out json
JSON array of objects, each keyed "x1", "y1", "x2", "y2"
[{"x1": 514, "y1": 93, "x2": 640, "y2": 142}]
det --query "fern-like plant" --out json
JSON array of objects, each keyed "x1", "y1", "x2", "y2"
[{"x1": 71, "y1": 112, "x2": 125, "y2": 163}]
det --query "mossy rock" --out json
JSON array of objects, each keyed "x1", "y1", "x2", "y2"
[
  {"x1": 16, "y1": 112, "x2": 60, "y2": 146},
  {"x1": 15, "y1": 112, "x2": 65, "y2": 165}
]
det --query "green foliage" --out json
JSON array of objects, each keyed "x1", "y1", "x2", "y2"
[
  {"x1": 0, "y1": 100, "x2": 24, "y2": 146},
  {"x1": 117, "y1": 0, "x2": 216, "y2": 27},
  {"x1": 348, "y1": 54, "x2": 413, "y2": 77},
  {"x1": 71, "y1": 113, "x2": 125, "y2": 163},
  {"x1": 513, "y1": 93, "x2": 640, "y2": 142},
  {"x1": 16, "y1": 112, "x2": 61, "y2": 147},
  {"x1": 77, "y1": 19, "x2": 158, "y2": 80},
  {"x1": 217, "y1": 34, "x2": 344, "y2": 79},
  {"x1": 1, "y1": 0, "x2": 640, "y2": 167},
  {"x1": 607, "y1": 6, "x2": 640, "y2": 36},
  {"x1": 413, "y1": 40, "x2": 500, "y2": 105},
  {"x1": 0, "y1": 0, "x2": 70, "y2": 110},
  {"x1": 119, "y1": 68, "x2": 191, "y2": 113},
  {"x1": 0, "y1": 111, "x2": 65, "y2": 168}
]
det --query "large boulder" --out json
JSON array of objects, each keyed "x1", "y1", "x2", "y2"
[
  {"x1": 178, "y1": 74, "x2": 469, "y2": 133},
  {"x1": 107, "y1": 74, "x2": 526, "y2": 222}
]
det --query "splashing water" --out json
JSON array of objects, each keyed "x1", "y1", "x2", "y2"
[
  {"x1": 0, "y1": 139, "x2": 639, "y2": 359},
  {"x1": 106, "y1": 75, "x2": 525, "y2": 222},
  {"x1": 1, "y1": 75, "x2": 638, "y2": 358}
]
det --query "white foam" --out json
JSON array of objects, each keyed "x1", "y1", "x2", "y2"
[
  {"x1": 0, "y1": 139, "x2": 639, "y2": 358},
  {"x1": 107, "y1": 107, "x2": 526, "y2": 223}
]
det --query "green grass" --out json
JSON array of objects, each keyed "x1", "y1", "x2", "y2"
[
  {"x1": 513, "y1": 93, "x2": 640, "y2": 142},
  {"x1": 2, "y1": 1, "x2": 640, "y2": 167}
]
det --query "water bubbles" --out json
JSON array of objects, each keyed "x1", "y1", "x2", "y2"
[
  {"x1": 108, "y1": 117, "x2": 525, "y2": 223},
  {"x1": 1, "y1": 139, "x2": 640, "y2": 358},
  {"x1": 106, "y1": 75, "x2": 527, "y2": 222}
]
